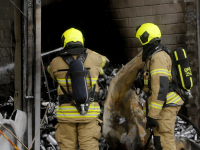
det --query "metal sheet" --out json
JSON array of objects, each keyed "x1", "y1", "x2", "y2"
[
  {"x1": 34, "y1": 0, "x2": 41, "y2": 149},
  {"x1": 22, "y1": 0, "x2": 28, "y2": 147},
  {"x1": 27, "y1": 0, "x2": 34, "y2": 147}
]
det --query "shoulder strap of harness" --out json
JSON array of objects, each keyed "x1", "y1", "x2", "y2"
[
  {"x1": 62, "y1": 55, "x2": 75, "y2": 65},
  {"x1": 146, "y1": 47, "x2": 185, "y2": 100},
  {"x1": 58, "y1": 52, "x2": 97, "y2": 100},
  {"x1": 60, "y1": 52, "x2": 89, "y2": 94},
  {"x1": 61, "y1": 52, "x2": 88, "y2": 65},
  {"x1": 77, "y1": 53, "x2": 87, "y2": 63}
]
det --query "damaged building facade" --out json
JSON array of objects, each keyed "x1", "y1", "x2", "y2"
[{"x1": 0, "y1": 0, "x2": 200, "y2": 149}]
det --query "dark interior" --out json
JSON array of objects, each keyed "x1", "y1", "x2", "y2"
[{"x1": 42, "y1": 0, "x2": 126, "y2": 65}]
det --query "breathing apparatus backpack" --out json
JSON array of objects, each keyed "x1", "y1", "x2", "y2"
[
  {"x1": 58, "y1": 51, "x2": 96, "y2": 115},
  {"x1": 172, "y1": 47, "x2": 193, "y2": 92},
  {"x1": 132, "y1": 47, "x2": 193, "y2": 100}
]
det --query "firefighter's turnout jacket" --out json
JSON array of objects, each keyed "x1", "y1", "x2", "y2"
[
  {"x1": 48, "y1": 48, "x2": 109, "y2": 123},
  {"x1": 143, "y1": 50, "x2": 184, "y2": 119}
]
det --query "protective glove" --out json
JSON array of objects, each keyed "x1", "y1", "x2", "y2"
[{"x1": 147, "y1": 116, "x2": 158, "y2": 128}]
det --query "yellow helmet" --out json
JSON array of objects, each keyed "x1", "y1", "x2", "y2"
[
  {"x1": 136, "y1": 23, "x2": 161, "y2": 45},
  {"x1": 61, "y1": 28, "x2": 84, "y2": 49}
]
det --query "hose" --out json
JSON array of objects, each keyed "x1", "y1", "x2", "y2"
[
  {"x1": 0, "y1": 129, "x2": 20, "y2": 150},
  {"x1": 144, "y1": 128, "x2": 153, "y2": 150},
  {"x1": 177, "y1": 113, "x2": 200, "y2": 136}
]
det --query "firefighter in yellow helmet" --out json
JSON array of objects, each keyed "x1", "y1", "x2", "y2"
[
  {"x1": 47, "y1": 28, "x2": 109, "y2": 150},
  {"x1": 135, "y1": 23, "x2": 184, "y2": 150}
]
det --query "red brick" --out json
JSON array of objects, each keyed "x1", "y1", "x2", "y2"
[
  {"x1": 144, "y1": 15, "x2": 161, "y2": 25},
  {"x1": 136, "y1": 6, "x2": 152, "y2": 17},
  {"x1": 119, "y1": 8, "x2": 136, "y2": 18},
  {"x1": 158, "y1": 23, "x2": 186, "y2": 35},
  {"x1": 161, "y1": 13, "x2": 185, "y2": 24},
  {"x1": 129, "y1": 17, "x2": 145, "y2": 28},
  {"x1": 162, "y1": 34, "x2": 186, "y2": 44},
  {"x1": 169, "y1": 3, "x2": 185, "y2": 13},
  {"x1": 153, "y1": 4, "x2": 169, "y2": 15}
]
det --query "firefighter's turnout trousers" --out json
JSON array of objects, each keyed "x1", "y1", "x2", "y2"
[
  {"x1": 153, "y1": 106, "x2": 181, "y2": 150},
  {"x1": 48, "y1": 48, "x2": 109, "y2": 150},
  {"x1": 142, "y1": 51, "x2": 184, "y2": 150},
  {"x1": 54, "y1": 102, "x2": 101, "y2": 150},
  {"x1": 55, "y1": 119, "x2": 101, "y2": 150}
]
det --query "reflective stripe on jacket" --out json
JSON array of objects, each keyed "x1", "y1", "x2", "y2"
[
  {"x1": 56, "y1": 102, "x2": 101, "y2": 123},
  {"x1": 57, "y1": 78, "x2": 98, "y2": 87},
  {"x1": 143, "y1": 91, "x2": 182, "y2": 115},
  {"x1": 47, "y1": 48, "x2": 109, "y2": 123},
  {"x1": 48, "y1": 49, "x2": 109, "y2": 95},
  {"x1": 143, "y1": 51, "x2": 184, "y2": 119}
]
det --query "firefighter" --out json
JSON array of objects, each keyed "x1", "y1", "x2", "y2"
[
  {"x1": 135, "y1": 23, "x2": 184, "y2": 150},
  {"x1": 47, "y1": 28, "x2": 109, "y2": 150}
]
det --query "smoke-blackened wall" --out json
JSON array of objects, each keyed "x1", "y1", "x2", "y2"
[
  {"x1": 0, "y1": 0, "x2": 14, "y2": 101},
  {"x1": 41, "y1": 0, "x2": 127, "y2": 65}
]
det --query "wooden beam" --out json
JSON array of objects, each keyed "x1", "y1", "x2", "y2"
[{"x1": 14, "y1": 0, "x2": 22, "y2": 110}]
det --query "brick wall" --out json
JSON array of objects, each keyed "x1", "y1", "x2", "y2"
[
  {"x1": 0, "y1": 0, "x2": 14, "y2": 99},
  {"x1": 104, "y1": 0, "x2": 200, "y2": 128},
  {"x1": 184, "y1": 1, "x2": 200, "y2": 130}
]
